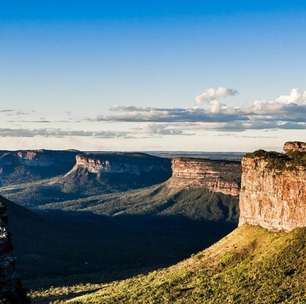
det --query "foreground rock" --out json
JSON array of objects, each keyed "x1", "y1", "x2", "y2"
[
  {"x1": 239, "y1": 141, "x2": 306, "y2": 231},
  {"x1": 0, "y1": 197, "x2": 27, "y2": 304}
]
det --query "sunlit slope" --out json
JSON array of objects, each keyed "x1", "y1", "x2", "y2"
[{"x1": 32, "y1": 225, "x2": 305, "y2": 304}]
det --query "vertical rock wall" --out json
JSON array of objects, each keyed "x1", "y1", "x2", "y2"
[
  {"x1": 169, "y1": 158, "x2": 241, "y2": 196},
  {"x1": 0, "y1": 199, "x2": 27, "y2": 304},
  {"x1": 239, "y1": 143, "x2": 306, "y2": 231}
]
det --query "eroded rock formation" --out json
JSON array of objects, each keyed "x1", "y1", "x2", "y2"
[
  {"x1": 72, "y1": 155, "x2": 111, "y2": 174},
  {"x1": 239, "y1": 142, "x2": 306, "y2": 231},
  {"x1": 168, "y1": 158, "x2": 241, "y2": 196},
  {"x1": 0, "y1": 198, "x2": 27, "y2": 304},
  {"x1": 283, "y1": 141, "x2": 306, "y2": 153}
]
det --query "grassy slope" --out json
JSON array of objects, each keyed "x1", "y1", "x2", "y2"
[
  {"x1": 30, "y1": 225, "x2": 306, "y2": 304},
  {"x1": 5, "y1": 188, "x2": 237, "y2": 291}
]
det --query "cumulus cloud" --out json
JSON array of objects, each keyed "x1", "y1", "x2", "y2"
[
  {"x1": 250, "y1": 88, "x2": 306, "y2": 115},
  {"x1": 195, "y1": 87, "x2": 238, "y2": 114},
  {"x1": 89, "y1": 88, "x2": 306, "y2": 133}
]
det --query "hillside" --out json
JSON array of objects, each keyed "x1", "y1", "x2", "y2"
[
  {"x1": 40, "y1": 183, "x2": 239, "y2": 222},
  {"x1": 30, "y1": 225, "x2": 306, "y2": 304},
  {"x1": 3, "y1": 193, "x2": 236, "y2": 291},
  {"x1": 1, "y1": 152, "x2": 172, "y2": 208},
  {"x1": 0, "y1": 150, "x2": 78, "y2": 186},
  {"x1": 29, "y1": 141, "x2": 306, "y2": 304}
]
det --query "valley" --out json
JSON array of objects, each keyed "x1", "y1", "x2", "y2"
[{"x1": 0, "y1": 142, "x2": 305, "y2": 303}]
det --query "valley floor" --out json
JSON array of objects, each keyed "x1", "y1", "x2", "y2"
[{"x1": 30, "y1": 225, "x2": 306, "y2": 304}]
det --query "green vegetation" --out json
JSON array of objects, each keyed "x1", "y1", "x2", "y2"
[
  {"x1": 5, "y1": 187, "x2": 237, "y2": 291},
  {"x1": 40, "y1": 184, "x2": 239, "y2": 222},
  {"x1": 30, "y1": 225, "x2": 306, "y2": 304},
  {"x1": 245, "y1": 149, "x2": 306, "y2": 170}
]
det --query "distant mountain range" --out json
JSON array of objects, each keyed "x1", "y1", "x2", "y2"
[{"x1": 0, "y1": 151, "x2": 172, "y2": 207}]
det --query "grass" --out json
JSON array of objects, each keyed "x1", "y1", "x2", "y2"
[{"x1": 30, "y1": 225, "x2": 306, "y2": 304}]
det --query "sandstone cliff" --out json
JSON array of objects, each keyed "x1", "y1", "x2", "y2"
[
  {"x1": 0, "y1": 197, "x2": 27, "y2": 304},
  {"x1": 239, "y1": 142, "x2": 306, "y2": 231},
  {"x1": 168, "y1": 158, "x2": 241, "y2": 196},
  {"x1": 65, "y1": 152, "x2": 171, "y2": 179},
  {"x1": 283, "y1": 141, "x2": 306, "y2": 153}
]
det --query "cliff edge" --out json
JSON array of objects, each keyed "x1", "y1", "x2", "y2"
[
  {"x1": 239, "y1": 141, "x2": 306, "y2": 231},
  {"x1": 168, "y1": 157, "x2": 240, "y2": 196}
]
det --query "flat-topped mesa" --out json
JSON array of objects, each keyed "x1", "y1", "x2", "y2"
[
  {"x1": 283, "y1": 141, "x2": 306, "y2": 153},
  {"x1": 239, "y1": 144, "x2": 306, "y2": 231},
  {"x1": 68, "y1": 153, "x2": 154, "y2": 175},
  {"x1": 0, "y1": 198, "x2": 27, "y2": 303},
  {"x1": 65, "y1": 153, "x2": 172, "y2": 183},
  {"x1": 169, "y1": 158, "x2": 241, "y2": 196}
]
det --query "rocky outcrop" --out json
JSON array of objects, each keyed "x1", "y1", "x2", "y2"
[
  {"x1": 239, "y1": 143, "x2": 306, "y2": 231},
  {"x1": 283, "y1": 141, "x2": 306, "y2": 153},
  {"x1": 16, "y1": 151, "x2": 39, "y2": 161},
  {"x1": 72, "y1": 155, "x2": 111, "y2": 174},
  {"x1": 0, "y1": 198, "x2": 27, "y2": 304},
  {"x1": 168, "y1": 158, "x2": 241, "y2": 196},
  {"x1": 66, "y1": 153, "x2": 171, "y2": 178}
]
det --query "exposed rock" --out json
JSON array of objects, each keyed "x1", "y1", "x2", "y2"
[
  {"x1": 72, "y1": 155, "x2": 111, "y2": 174},
  {"x1": 16, "y1": 150, "x2": 40, "y2": 161},
  {"x1": 239, "y1": 146, "x2": 306, "y2": 231},
  {"x1": 0, "y1": 197, "x2": 27, "y2": 304},
  {"x1": 168, "y1": 158, "x2": 241, "y2": 196},
  {"x1": 283, "y1": 141, "x2": 306, "y2": 153},
  {"x1": 65, "y1": 153, "x2": 171, "y2": 178}
]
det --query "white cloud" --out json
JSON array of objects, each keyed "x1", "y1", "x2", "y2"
[
  {"x1": 251, "y1": 88, "x2": 306, "y2": 115},
  {"x1": 195, "y1": 87, "x2": 238, "y2": 114}
]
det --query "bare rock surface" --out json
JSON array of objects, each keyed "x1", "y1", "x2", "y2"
[
  {"x1": 283, "y1": 141, "x2": 306, "y2": 153},
  {"x1": 169, "y1": 158, "x2": 241, "y2": 196},
  {"x1": 239, "y1": 144, "x2": 306, "y2": 231}
]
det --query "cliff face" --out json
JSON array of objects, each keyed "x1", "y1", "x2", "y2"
[
  {"x1": 0, "y1": 198, "x2": 27, "y2": 303},
  {"x1": 168, "y1": 158, "x2": 241, "y2": 196},
  {"x1": 66, "y1": 153, "x2": 172, "y2": 177},
  {"x1": 72, "y1": 155, "x2": 111, "y2": 174},
  {"x1": 283, "y1": 141, "x2": 306, "y2": 153},
  {"x1": 239, "y1": 142, "x2": 306, "y2": 231}
]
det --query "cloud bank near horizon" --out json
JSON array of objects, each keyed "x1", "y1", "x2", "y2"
[
  {"x1": 0, "y1": 88, "x2": 305, "y2": 151},
  {"x1": 90, "y1": 88, "x2": 306, "y2": 132}
]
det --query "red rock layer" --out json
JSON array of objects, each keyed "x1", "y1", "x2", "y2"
[
  {"x1": 283, "y1": 141, "x2": 306, "y2": 153},
  {"x1": 169, "y1": 158, "x2": 240, "y2": 196},
  {"x1": 239, "y1": 154, "x2": 306, "y2": 231}
]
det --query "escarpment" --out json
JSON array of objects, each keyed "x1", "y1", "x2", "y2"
[
  {"x1": 67, "y1": 153, "x2": 171, "y2": 176},
  {"x1": 0, "y1": 197, "x2": 27, "y2": 304},
  {"x1": 239, "y1": 141, "x2": 306, "y2": 231},
  {"x1": 63, "y1": 152, "x2": 172, "y2": 190},
  {"x1": 168, "y1": 158, "x2": 241, "y2": 196}
]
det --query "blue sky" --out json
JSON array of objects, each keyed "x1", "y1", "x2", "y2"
[{"x1": 0, "y1": 1, "x2": 305, "y2": 151}]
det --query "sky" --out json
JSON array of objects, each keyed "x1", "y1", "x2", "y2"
[{"x1": 0, "y1": 0, "x2": 306, "y2": 151}]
